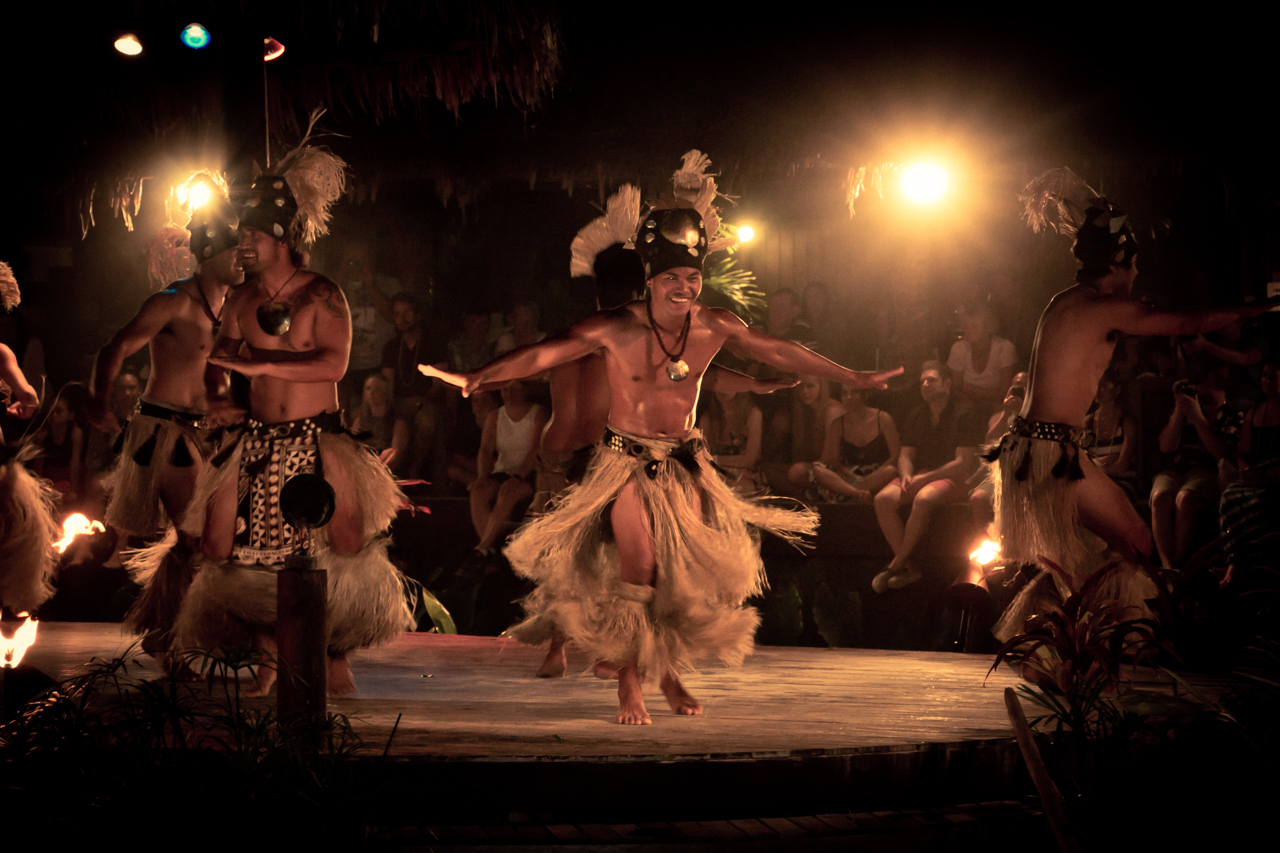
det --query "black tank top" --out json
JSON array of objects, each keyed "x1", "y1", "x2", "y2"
[{"x1": 839, "y1": 411, "x2": 890, "y2": 469}]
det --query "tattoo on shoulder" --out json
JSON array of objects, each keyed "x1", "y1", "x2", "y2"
[{"x1": 294, "y1": 275, "x2": 346, "y2": 318}]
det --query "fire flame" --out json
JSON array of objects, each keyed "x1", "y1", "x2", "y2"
[
  {"x1": 2, "y1": 614, "x2": 38, "y2": 668},
  {"x1": 969, "y1": 539, "x2": 1001, "y2": 566},
  {"x1": 54, "y1": 513, "x2": 105, "y2": 554}
]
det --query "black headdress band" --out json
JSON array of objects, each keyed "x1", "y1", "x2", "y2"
[
  {"x1": 1073, "y1": 200, "x2": 1137, "y2": 274},
  {"x1": 634, "y1": 207, "x2": 708, "y2": 279}
]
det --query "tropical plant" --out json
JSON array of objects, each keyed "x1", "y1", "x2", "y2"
[{"x1": 700, "y1": 225, "x2": 767, "y2": 323}]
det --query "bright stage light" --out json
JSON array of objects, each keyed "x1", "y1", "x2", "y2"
[
  {"x1": 738, "y1": 225, "x2": 755, "y2": 243},
  {"x1": 180, "y1": 23, "x2": 211, "y2": 50},
  {"x1": 901, "y1": 162, "x2": 948, "y2": 204},
  {"x1": 114, "y1": 34, "x2": 143, "y2": 56},
  {"x1": 264, "y1": 37, "x2": 285, "y2": 61}
]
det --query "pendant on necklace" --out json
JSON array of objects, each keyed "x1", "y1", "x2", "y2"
[
  {"x1": 257, "y1": 302, "x2": 292, "y2": 336},
  {"x1": 666, "y1": 358, "x2": 690, "y2": 382}
]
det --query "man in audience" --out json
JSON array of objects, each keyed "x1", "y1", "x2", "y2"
[
  {"x1": 381, "y1": 294, "x2": 448, "y2": 479},
  {"x1": 873, "y1": 361, "x2": 982, "y2": 591}
]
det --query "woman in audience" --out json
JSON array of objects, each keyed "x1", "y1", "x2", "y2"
[
  {"x1": 31, "y1": 385, "x2": 85, "y2": 508},
  {"x1": 1218, "y1": 359, "x2": 1280, "y2": 585},
  {"x1": 806, "y1": 383, "x2": 900, "y2": 504},
  {"x1": 946, "y1": 301, "x2": 1017, "y2": 421},
  {"x1": 348, "y1": 373, "x2": 409, "y2": 472},
  {"x1": 469, "y1": 380, "x2": 548, "y2": 557},
  {"x1": 780, "y1": 375, "x2": 843, "y2": 497},
  {"x1": 1085, "y1": 367, "x2": 1139, "y2": 499},
  {"x1": 700, "y1": 378, "x2": 763, "y2": 494}
]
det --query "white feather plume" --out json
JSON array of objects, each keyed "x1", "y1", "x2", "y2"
[
  {"x1": 1021, "y1": 167, "x2": 1100, "y2": 236},
  {"x1": 669, "y1": 150, "x2": 734, "y2": 253},
  {"x1": 569, "y1": 184, "x2": 641, "y2": 278},
  {"x1": 278, "y1": 108, "x2": 349, "y2": 245}
]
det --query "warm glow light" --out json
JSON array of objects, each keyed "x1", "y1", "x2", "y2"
[
  {"x1": 263, "y1": 37, "x2": 286, "y2": 61},
  {"x1": 969, "y1": 539, "x2": 1001, "y2": 566},
  {"x1": 180, "y1": 23, "x2": 211, "y2": 50},
  {"x1": 901, "y1": 162, "x2": 949, "y2": 204},
  {"x1": 114, "y1": 34, "x2": 143, "y2": 56},
  {"x1": 2, "y1": 615, "x2": 38, "y2": 668},
  {"x1": 737, "y1": 225, "x2": 755, "y2": 243},
  {"x1": 54, "y1": 513, "x2": 105, "y2": 554},
  {"x1": 187, "y1": 182, "x2": 212, "y2": 211}
]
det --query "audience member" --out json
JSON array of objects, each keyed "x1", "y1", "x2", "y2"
[
  {"x1": 31, "y1": 385, "x2": 86, "y2": 507},
  {"x1": 777, "y1": 375, "x2": 844, "y2": 496},
  {"x1": 449, "y1": 309, "x2": 495, "y2": 373},
  {"x1": 445, "y1": 391, "x2": 498, "y2": 491},
  {"x1": 1086, "y1": 367, "x2": 1140, "y2": 499},
  {"x1": 1183, "y1": 317, "x2": 1269, "y2": 408},
  {"x1": 806, "y1": 383, "x2": 900, "y2": 503},
  {"x1": 381, "y1": 294, "x2": 448, "y2": 479},
  {"x1": 468, "y1": 380, "x2": 547, "y2": 558},
  {"x1": 971, "y1": 372, "x2": 1028, "y2": 530},
  {"x1": 349, "y1": 373, "x2": 409, "y2": 471},
  {"x1": 1149, "y1": 373, "x2": 1240, "y2": 570},
  {"x1": 699, "y1": 378, "x2": 763, "y2": 494},
  {"x1": 946, "y1": 301, "x2": 1017, "y2": 420},
  {"x1": 336, "y1": 238, "x2": 396, "y2": 411},
  {"x1": 495, "y1": 300, "x2": 547, "y2": 356},
  {"x1": 872, "y1": 361, "x2": 981, "y2": 591},
  {"x1": 1218, "y1": 359, "x2": 1280, "y2": 585}
]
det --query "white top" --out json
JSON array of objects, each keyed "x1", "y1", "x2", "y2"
[
  {"x1": 494, "y1": 403, "x2": 545, "y2": 474},
  {"x1": 947, "y1": 337, "x2": 1017, "y2": 390},
  {"x1": 495, "y1": 331, "x2": 547, "y2": 357}
]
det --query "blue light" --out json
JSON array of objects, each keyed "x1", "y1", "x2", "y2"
[{"x1": 180, "y1": 23, "x2": 211, "y2": 50}]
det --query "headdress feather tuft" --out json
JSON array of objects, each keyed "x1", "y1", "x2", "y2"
[
  {"x1": 145, "y1": 226, "x2": 191, "y2": 291},
  {"x1": 667, "y1": 149, "x2": 734, "y2": 252},
  {"x1": 1021, "y1": 167, "x2": 1100, "y2": 236},
  {"x1": 277, "y1": 108, "x2": 348, "y2": 244},
  {"x1": 0, "y1": 261, "x2": 19, "y2": 312},
  {"x1": 569, "y1": 184, "x2": 640, "y2": 278}
]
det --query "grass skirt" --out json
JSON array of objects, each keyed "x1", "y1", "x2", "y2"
[
  {"x1": 993, "y1": 436, "x2": 1095, "y2": 578},
  {"x1": 104, "y1": 408, "x2": 217, "y2": 537},
  {"x1": 505, "y1": 427, "x2": 818, "y2": 679},
  {"x1": 121, "y1": 528, "x2": 197, "y2": 652},
  {"x1": 173, "y1": 538, "x2": 415, "y2": 655},
  {"x1": 0, "y1": 449, "x2": 59, "y2": 612}
]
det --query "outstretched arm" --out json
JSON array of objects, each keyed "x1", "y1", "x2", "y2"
[
  {"x1": 88, "y1": 291, "x2": 183, "y2": 430},
  {"x1": 0, "y1": 343, "x2": 39, "y2": 418},
  {"x1": 1110, "y1": 297, "x2": 1276, "y2": 339},
  {"x1": 420, "y1": 317, "x2": 608, "y2": 396},
  {"x1": 709, "y1": 364, "x2": 800, "y2": 395},
  {"x1": 717, "y1": 312, "x2": 902, "y2": 389}
]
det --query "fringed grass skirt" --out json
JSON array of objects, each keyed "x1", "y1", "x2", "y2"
[
  {"x1": 0, "y1": 450, "x2": 59, "y2": 612},
  {"x1": 505, "y1": 427, "x2": 818, "y2": 679},
  {"x1": 993, "y1": 435, "x2": 1097, "y2": 578},
  {"x1": 104, "y1": 406, "x2": 217, "y2": 537}
]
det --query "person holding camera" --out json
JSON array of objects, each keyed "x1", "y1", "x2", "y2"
[{"x1": 1150, "y1": 373, "x2": 1240, "y2": 570}]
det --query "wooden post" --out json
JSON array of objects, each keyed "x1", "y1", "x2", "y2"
[
  {"x1": 277, "y1": 552, "x2": 327, "y2": 739},
  {"x1": 1004, "y1": 687, "x2": 1079, "y2": 853}
]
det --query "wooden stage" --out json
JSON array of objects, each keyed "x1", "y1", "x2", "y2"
[{"x1": 25, "y1": 622, "x2": 1053, "y2": 823}]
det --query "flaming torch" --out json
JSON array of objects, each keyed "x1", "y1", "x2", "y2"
[
  {"x1": 53, "y1": 513, "x2": 106, "y2": 556},
  {"x1": 1, "y1": 608, "x2": 53, "y2": 717}
]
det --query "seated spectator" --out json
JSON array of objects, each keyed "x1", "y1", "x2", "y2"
[
  {"x1": 1152, "y1": 374, "x2": 1240, "y2": 570},
  {"x1": 494, "y1": 300, "x2": 546, "y2": 356},
  {"x1": 699, "y1": 380, "x2": 763, "y2": 494},
  {"x1": 802, "y1": 281, "x2": 850, "y2": 363},
  {"x1": 1085, "y1": 367, "x2": 1140, "y2": 499},
  {"x1": 946, "y1": 301, "x2": 1017, "y2": 421},
  {"x1": 777, "y1": 375, "x2": 843, "y2": 497},
  {"x1": 468, "y1": 380, "x2": 548, "y2": 558},
  {"x1": 873, "y1": 361, "x2": 981, "y2": 591},
  {"x1": 83, "y1": 370, "x2": 141, "y2": 514},
  {"x1": 349, "y1": 373, "x2": 409, "y2": 472},
  {"x1": 445, "y1": 391, "x2": 499, "y2": 492},
  {"x1": 449, "y1": 308, "x2": 495, "y2": 373},
  {"x1": 30, "y1": 386, "x2": 86, "y2": 508},
  {"x1": 805, "y1": 383, "x2": 900, "y2": 504},
  {"x1": 1219, "y1": 359, "x2": 1280, "y2": 585},
  {"x1": 381, "y1": 294, "x2": 448, "y2": 479},
  {"x1": 757, "y1": 287, "x2": 815, "y2": 463},
  {"x1": 971, "y1": 372, "x2": 1027, "y2": 530},
  {"x1": 1183, "y1": 317, "x2": 1268, "y2": 409}
]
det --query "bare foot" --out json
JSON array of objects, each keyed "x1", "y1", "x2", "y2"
[
  {"x1": 328, "y1": 654, "x2": 358, "y2": 697},
  {"x1": 593, "y1": 660, "x2": 620, "y2": 680},
  {"x1": 536, "y1": 638, "x2": 567, "y2": 678},
  {"x1": 887, "y1": 561, "x2": 923, "y2": 590},
  {"x1": 660, "y1": 671, "x2": 704, "y2": 716},
  {"x1": 615, "y1": 665, "x2": 650, "y2": 725},
  {"x1": 243, "y1": 634, "x2": 278, "y2": 697}
]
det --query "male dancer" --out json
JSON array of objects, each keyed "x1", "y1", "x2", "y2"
[
  {"x1": 992, "y1": 170, "x2": 1273, "y2": 635},
  {"x1": 424, "y1": 153, "x2": 899, "y2": 723},
  {"x1": 178, "y1": 152, "x2": 413, "y2": 696},
  {"x1": 88, "y1": 181, "x2": 242, "y2": 671}
]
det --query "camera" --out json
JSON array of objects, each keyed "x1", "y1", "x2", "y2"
[{"x1": 1174, "y1": 380, "x2": 1198, "y2": 397}]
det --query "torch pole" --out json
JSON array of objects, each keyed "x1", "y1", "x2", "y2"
[{"x1": 276, "y1": 550, "x2": 327, "y2": 743}]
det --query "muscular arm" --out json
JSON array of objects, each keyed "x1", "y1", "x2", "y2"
[
  {"x1": 89, "y1": 291, "x2": 183, "y2": 427},
  {"x1": 1191, "y1": 335, "x2": 1262, "y2": 367},
  {"x1": 717, "y1": 311, "x2": 901, "y2": 389},
  {"x1": 710, "y1": 365, "x2": 799, "y2": 395},
  {"x1": 1109, "y1": 298, "x2": 1271, "y2": 339},
  {"x1": 421, "y1": 317, "x2": 609, "y2": 396},
  {"x1": 0, "y1": 344, "x2": 39, "y2": 417},
  {"x1": 209, "y1": 283, "x2": 351, "y2": 382}
]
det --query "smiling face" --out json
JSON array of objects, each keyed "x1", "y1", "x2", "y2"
[
  {"x1": 647, "y1": 267, "x2": 702, "y2": 312},
  {"x1": 204, "y1": 245, "x2": 245, "y2": 287},
  {"x1": 237, "y1": 226, "x2": 288, "y2": 275}
]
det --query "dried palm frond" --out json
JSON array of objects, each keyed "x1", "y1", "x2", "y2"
[
  {"x1": 669, "y1": 150, "x2": 736, "y2": 253},
  {"x1": 569, "y1": 184, "x2": 640, "y2": 278},
  {"x1": 146, "y1": 226, "x2": 191, "y2": 291},
  {"x1": 845, "y1": 162, "x2": 894, "y2": 217},
  {"x1": 0, "y1": 261, "x2": 19, "y2": 312},
  {"x1": 1021, "y1": 167, "x2": 1100, "y2": 235}
]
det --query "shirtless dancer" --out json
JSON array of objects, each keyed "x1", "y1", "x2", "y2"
[
  {"x1": 88, "y1": 183, "x2": 242, "y2": 671},
  {"x1": 176, "y1": 160, "x2": 413, "y2": 696},
  {"x1": 531, "y1": 187, "x2": 797, "y2": 678},
  {"x1": 425, "y1": 153, "x2": 899, "y2": 724},
  {"x1": 991, "y1": 170, "x2": 1273, "y2": 635}
]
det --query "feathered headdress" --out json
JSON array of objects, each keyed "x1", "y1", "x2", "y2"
[
  {"x1": 570, "y1": 184, "x2": 640, "y2": 278},
  {"x1": 146, "y1": 170, "x2": 239, "y2": 290},
  {"x1": 1022, "y1": 167, "x2": 1137, "y2": 274},
  {"x1": 145, "y1": 226, "x2": 191, "y2": 291},
  {"x1": 633, "y1": 150, "x2": 735, "y2": 279},
  {"x1": 0, "y1": 261, "x2": 19, "y2": 312},
  {"x1": 241, "y1": 108, "x2": 347, "y2": 247}
]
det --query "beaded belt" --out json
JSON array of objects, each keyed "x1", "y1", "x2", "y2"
[
  {"x1": 602, "y1": 427, "x2": 705, "y2": 479},
  {"x1": 138, "y1": 399, "x2": 213, "y2": 431},
  {"x1": 1008, "y1": 416, "x2": 1095, "y2": 450}
]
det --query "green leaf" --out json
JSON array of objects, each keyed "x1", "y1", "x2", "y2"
[{"x1": 420, "y1": 589, "x2": 457, "y2": 634}]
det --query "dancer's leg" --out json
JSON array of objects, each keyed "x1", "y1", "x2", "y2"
[
  {"x1": 479, "y1": 477, "x2": 533, "y2": 551},
  {"x1": 1075, "y1": 461, "x2": 1152, "y2": 561},
  {"x1": 1149, "y1": 472, "x2": 1177, "y2": 569},
  {"x1": 609, "y1": 476, "x2": 654, "y2": 724}
]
